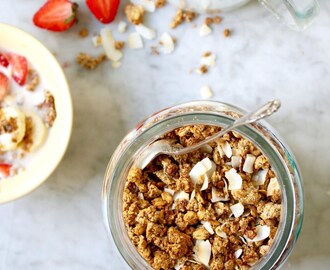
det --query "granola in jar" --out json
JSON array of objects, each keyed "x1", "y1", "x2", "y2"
[{"x1": 122, "y1": 125, "x2": 282, "y2": 270}]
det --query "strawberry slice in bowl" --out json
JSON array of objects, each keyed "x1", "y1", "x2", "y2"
[
  {"x1": 0, "y1": 52, "x2": 9, "y2": 67},
  {"x1": 33, "y1": 0, "x2": 79, "y2": 32},
  {"x1": 0, "y1": 164, "x2": 12, "y2": 178},
  {"x1": 7, "y1": 52, "x2": 28, "y2": 86},
  {"x1": 0, "y1": 72, "x2": 9, "y2": 101}
]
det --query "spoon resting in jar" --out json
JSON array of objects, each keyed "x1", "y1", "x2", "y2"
[{"x1": 135, "y1": 99, "x2": 281, "y2": 170}]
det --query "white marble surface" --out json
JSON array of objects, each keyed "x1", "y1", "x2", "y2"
[{"x1": 1, "y1": 0, "x2": 330, "y2": 269}]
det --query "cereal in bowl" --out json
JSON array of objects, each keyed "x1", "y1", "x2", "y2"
[{"x1": 0, "y1": 50, "x2": 57, "y2": 179}]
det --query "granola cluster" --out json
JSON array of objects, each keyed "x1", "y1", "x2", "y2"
[{"x1": 123, "y1": 125, "x2": 282, "y2": 270}]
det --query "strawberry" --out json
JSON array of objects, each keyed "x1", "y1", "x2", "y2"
[
  {"x1": 7, "y1": 53, "x2": 28, "y2": 86},
  {"x1": 0, "y1": 72, "x2": 10, "y2": 101},
  {"x1": 0, "y1": 53, "x2": 9, "y2": 67},
  {"x1": 0, "y1": 163, "x2": 12, "y2": 177},
  {"x1": 86, "y1": 0, "x2": 120, "y2": 24},
  {"x1": 33, "y1": 0, "x2": 79, "y2": 32}
]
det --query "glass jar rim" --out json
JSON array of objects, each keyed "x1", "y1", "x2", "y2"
[{"x1": 102, "y1": 100, "x2": 304, "y2": 270}]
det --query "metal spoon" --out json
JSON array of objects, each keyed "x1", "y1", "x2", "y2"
[{"x1": 135, "y1": 99, "x2": 281, "y2": 169}]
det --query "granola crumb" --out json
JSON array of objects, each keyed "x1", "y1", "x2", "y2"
[
  {"x1": 115, "y1": 41, "x2": 125, "y2": 50},
  {"x1": 224, "y1": 28, "x2": 231, "y2": 37},
  {"x1": 199, "y1": 65, "x2": 208, "y2": 74},
  {"x1": 155, "y1": 0, "x2": 166, "y2": 8},
  {"x1": 204, "y1": 16, "x2": 222, "y2": 26},
  {"x1": 171, "y1": 9, "x2": 196, "y2": 29},
  {"x1": 79, "y1": 28, "x2": 89, "y2": 38},
  {"x1": 204, "y1": 17, "x2": 213, "y2": 26},
  {"x1": 76, "y1": 53, "x2": 106, "y2": 70},
  {"x1": 125, "y1": 4, "x2": 144, "y2": 25},
  {"x1": 26, "y1": 69, "x2": 40, "y2": 91},
  {"x1": 151, "y1": 46, "x2": 160, "y2": 55},
  {"x1": 213, "y1": 16, "x2": 222, "y2": 24},
  {"x1": 37, "y1": 91, "x2": 57, "y2": 128}
]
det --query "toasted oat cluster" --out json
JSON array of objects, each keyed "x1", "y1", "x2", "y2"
[{"x1": 123, "y1": 125, "x2": 282, "y2": 270}]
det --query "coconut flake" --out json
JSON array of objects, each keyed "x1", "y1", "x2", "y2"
[
  {"x1": 100, "y1": 28, "x2": 123, "y2": 62},
  {"x1": 189, "y1": 161, "x2": 207, "y2": 185},
  {"x1": 164, "y1": 188, "x2": 175, "y2": 195},
  {"x1": 231, "y1": 156, "x2": 241, "y2": 168},
  {"x1": 217, "y1": 144, "x2": 225, "y2": 158},
  {"x1": 201, "y1": 221, "x2": 214, "y2": 235},
  {"x1": 243, "y1": 154, "x2": 256, "y2": 173},
  {"x1": 200, "y1": 174, "x2": 209, "y2": 191},
  {"x1": 199, "y1": 23, "x2": 212, "y2": 37},
  {"x1": 159, "y1": 32, "x2": 175, "y2": 54},
  {"x1": 138, "y1": 192, "x2": 144, "y2": 200},
  {"x1": 239, "y1": 236, "x2": 247, "y2": 244},
  {"x1": 91, "y1": 35, "x2": 102, "y2": 47},
  {"x1": 234, "y1": 249, "x2": 243, "y2": 259},
  {"x1": 246, "y1": 225, "x2": 270, "y2": 242},
  {"x1": 200, "y1": 54, "x2": 216, "y2": 67},
  {"x1": 220, "y1": 141, "x2": 232, "y2": 158},
  {"x1": 131, "y1": 0, "x2": 155, "y2": 12},
  {"x1": 230, "y1": 202, "x2": 244, "y2": 218},
  {"x1": 189, "y1": 157, "x2": 215, "y2": 186},
  {"x1": 211, "y1": 187, "x2": 229, "y2": 202},
  {"x1": 135, "y1": 24, "x2": 156, "y2": 40},
  {"x1": 225, "y1": 168, "x2": 242, "y2": 190},
  {"x1": 173, "y1": 191, "x2": 190, "y2": 201},
  {"x1": 194, "y1": 240, "x2": 212, "y2": 266},
  {"x1": 128, "y1": 32, "x2": 144, "y2": 49},
  {"x1": 200, "y1": 85, "x2": 213, "y2": 99},
  {"x1": 118, "y1": 21, "x2": 127, "y2": 33},
  {"x1": 267, "y1": 177, "x2": 280, "y2": 197},
  {"x1": 112, "y1": 61, "x2": 122, "y2": 69},
  {"x1": 215, "y1": 226, "x2": 227, "y2": 238},
  {"x1": 201, "y1": 0, "x2": 210, "y2": 10},
  {"x1": 252, "y1": 168, "x2": 269, "y2": 185},
  {"x1": 200, "y1": 144, "x2": 213, "y2": 154},
  {"x1": 174, "y1": 263, "x2": 184, "y2": 270},
  {"x1": 201, "y1": 157, "x2": 216, "y2": 173},
  {"x1": 190, "y1": 189, "x2": 196, "y2": 200}
]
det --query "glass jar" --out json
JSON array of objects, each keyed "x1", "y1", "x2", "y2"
[
  {"x1": 167, "y1": 0, "x2": 319, "y2": 31},
  {"x1": 102, "y1": 100, "x2": 303, "y2": 270}
]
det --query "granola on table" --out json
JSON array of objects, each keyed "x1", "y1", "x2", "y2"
[{"x1": 123, "y1": 125, "x2": 282, "y2": 270}]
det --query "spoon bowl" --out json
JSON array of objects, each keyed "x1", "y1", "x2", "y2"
[{"x1": 135, "y1": 99, "x2": 281, "y2": 169}]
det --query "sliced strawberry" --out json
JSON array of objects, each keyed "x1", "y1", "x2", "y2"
[
  {"x1": 0, "y1": 163, "x2": 12, "y2": 177},
  {"x1": 33, "y1": 0, "x2": 79, "y2": 32},
  {"x1": 7, "y1": 53, "x2": 28, "y2": 86},
  {"x1": 0, "y1": 72, "x2": 10, "y2": 101},
  {"x1": 0, "y1": 53, "x2": 9, "y2": 67},
  {"x1": 86, "y1": 0, "x2": 120, "y2": 24}
]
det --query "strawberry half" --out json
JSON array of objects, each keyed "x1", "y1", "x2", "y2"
[
  {"x1": 7, "y1": 53, "x2": 28, "y2": 86},
  {"x1": 0, "y1": 72, "x2": 10, "y2": 101},
  {"x1": 86, "y1": 0, "x2": 120, "y2": 24},
  {"x1": 0, "y1": 53, "x2": 9, "y2": 67},
  {"x1": 33, "y1": 0, "x2": 79, "y2": 32},
  {"x1": 0, "y1": 163, "x2": 12, "y2": 177}
]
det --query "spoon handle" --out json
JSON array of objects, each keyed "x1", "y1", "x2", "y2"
[{"x1": 169, "y1": 99, "x2": 281, "y2": 155}]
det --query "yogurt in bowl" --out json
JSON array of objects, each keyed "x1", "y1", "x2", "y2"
[{"x1": 0, "y1": 23, "x2": 73, "y2": 204}]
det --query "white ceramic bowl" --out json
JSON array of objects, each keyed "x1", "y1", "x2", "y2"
[{"x1": 0, "y1": 23, "x2": 73, "y2": 204}]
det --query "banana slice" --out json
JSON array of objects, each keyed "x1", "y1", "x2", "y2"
[
  {"x1": 0, "y1": 107, "x2": 26, "y2": 151},
  {"x1": 23, "y1": 111, "x2": 47, "y2": 152}
]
